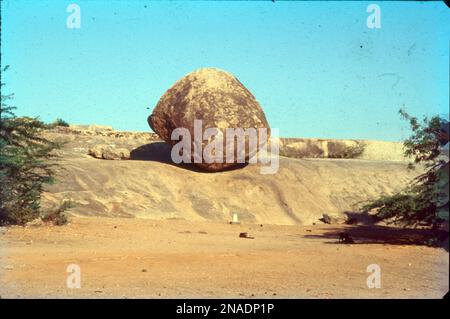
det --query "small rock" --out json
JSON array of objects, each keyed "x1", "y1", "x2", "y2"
[
  {"x1": 320, "y1": 214, "x2": 332, "y2": 224},
  {"x1": 3, "y1": 265, "x2": 14, "y2": 270},
  {"x1": 239, "y1": 232, "x2": 254, "y2": 239},
  {"x1": 25, "y1": 218, "x2": 43, "y2": 227},
  {"x1": 319, "y1": 214, "x2": 346, "y2": 224},
  {"x1": 88, "y1": 144, "x2": 130, "y2": 160}
]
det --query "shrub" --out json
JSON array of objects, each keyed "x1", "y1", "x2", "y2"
[
  {"x1": 42, "y1": 200, "x2": 74, "y2": 225},
  {"x1": 361, "y1": 109, "x2": 449, "y2": 227},
  {"x1": 52, "y1": 118, "x2": 70, "y2": 127},
  {"x1": 329, "y1": 142, "x2": 366, "y2": 159},
  {"x1": 0, "y1": 65, "x2": 64, "y2": 225}
]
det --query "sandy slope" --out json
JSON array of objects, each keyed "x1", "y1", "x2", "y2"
[
  {"x1": 41, "y1": 129, "x2": 420, "y2": 225},
  {"x1": 0, "y1": 217, "x2": 447, "y2": 298}
]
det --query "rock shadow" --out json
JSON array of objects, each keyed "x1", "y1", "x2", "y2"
[{"x1": 130, "y1": 142, "x2": 248, "y2": 173}]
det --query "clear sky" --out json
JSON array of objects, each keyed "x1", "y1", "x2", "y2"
[{"x1": 1, "y1": 0, "x2": 449, "y2": 141}]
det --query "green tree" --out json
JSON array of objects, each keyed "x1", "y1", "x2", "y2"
[
  {"x1": 361, "y1": 109, "x2": 449, "y2": 227},
  {"x1": 0, "y1": 65, "x2": 63, "y2": 225}
]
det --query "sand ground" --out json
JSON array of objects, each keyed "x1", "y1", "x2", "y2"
[{"x1": 0, "y1": 217, "x2": 448, "y2": 299}]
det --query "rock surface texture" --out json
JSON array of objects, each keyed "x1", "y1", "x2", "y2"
[{"x1": 148, "y1": 68, "x2": 271, "y2": 171}]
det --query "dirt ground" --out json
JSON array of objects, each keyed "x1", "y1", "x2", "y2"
[{"x1": 0, "y1": 217, "x2": 448, "y2": 298}]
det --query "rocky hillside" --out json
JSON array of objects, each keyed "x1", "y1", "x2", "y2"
[
  {"x1": 279, "y1": 138, "x2": 405, "y2": 161},
  {"x1": 41, "y1": 126, "x2": 418, "y2": 225}
]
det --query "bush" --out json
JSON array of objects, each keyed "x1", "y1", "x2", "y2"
[
  {"x1": 42, "y1": 200, "x2": 74, "y2": 225},
  {"x1": 52, "y1": 118, "x2": 70, "y2": 127},
  {"x1": 0, "y1": 65, "x2": 64, "y2": 225},
  {"x1": 329, "y1": 142, "x2": 366, "y2": 159},
  {"x1": 361, "y1": 109, "x2": 449, "y2": 227}
]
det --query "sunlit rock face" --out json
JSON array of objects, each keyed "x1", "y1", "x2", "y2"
[{"x1": 148, "y1": 68, "x2": 271, "y2": 171}]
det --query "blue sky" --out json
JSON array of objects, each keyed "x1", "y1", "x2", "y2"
[{"x1": 1, "y1": 0, "x2": 449, "y2": 141}]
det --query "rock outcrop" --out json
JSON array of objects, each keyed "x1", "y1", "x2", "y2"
[
  {"x1": 41, "y1": 127, "x2": 419, "y2": 225},
  {"x1": 88, "y1": 145, "x2": 130, "y2": 160},
  {"x1": 278, "y1": 138, "x2": 406, "y2": 161},
  {"x1": 52, "y1": 126, "x2": 161, "y2": 140}
]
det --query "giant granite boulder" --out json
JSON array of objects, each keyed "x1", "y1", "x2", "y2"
[{"x1": 148, "y1": 68, "x2": 270, "y2": 171}]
